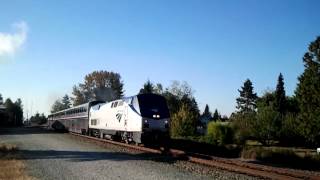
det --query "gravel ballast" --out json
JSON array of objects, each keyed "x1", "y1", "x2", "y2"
[{"x1": 0, "y1": 127, "x2": 260, "y2": 180}]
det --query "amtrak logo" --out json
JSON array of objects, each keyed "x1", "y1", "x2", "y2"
[{"x1": 116, "y1": 113, "x2": 122, "y2": 122}]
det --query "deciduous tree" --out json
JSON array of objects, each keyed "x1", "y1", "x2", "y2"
[
  {"x1": 72, "y1": 70, "x2": 124, "y2": 105},
  {"x1": 170, "y1": 103, "x2": 198, "y2": 137}
]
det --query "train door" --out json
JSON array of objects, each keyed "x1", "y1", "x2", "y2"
[{"x1": 124, "y1": 105, "x2": 128, "y2": 131}]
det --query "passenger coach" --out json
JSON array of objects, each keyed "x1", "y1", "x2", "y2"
[{"x1": 48, "y1": 101, "x2": 105, "y2": 134}]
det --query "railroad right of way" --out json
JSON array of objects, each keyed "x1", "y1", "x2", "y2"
[{"x1": 70, "y1": 132, "x2": 320, "y2": 180}]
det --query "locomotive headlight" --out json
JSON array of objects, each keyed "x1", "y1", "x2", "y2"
[
  {"x1": 153, "y1": 115, "x2": 156, "y2": 118},
  {"x1": 143, "y1": 119, "x2": 149, "y2": 128},
  {"x1": 156, "y1": 115, "x2": 160, "y2": 118},
  {"x1": 164, "y1": 120, "x2": 169, "y2": 128}
]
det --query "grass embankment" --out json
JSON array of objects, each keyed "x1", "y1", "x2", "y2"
[
  {"x1": 171, "y1": 136, "x2": 320, "y2": 170},
  {"x1": 0, "y1": 143, "x2": 34, "y2": 180},
  {"x1": 170, "y1": 136, "x2": 241, "y2": 158},
  {"x1": 241, "y1": 146, "x2": 320, "y2": 170}
]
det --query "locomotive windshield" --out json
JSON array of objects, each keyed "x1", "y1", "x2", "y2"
[{"x1": 137, "y1": 94, "x2": 170, "y2": 119}]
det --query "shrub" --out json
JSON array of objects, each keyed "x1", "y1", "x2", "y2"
[
  {"x1": 253, "y1": 106, "x2": 280, "y2": 146},
  {"x1": 170, "y1": 103, "x2": 198, "y2": 137},
  {"x1": 280, "y1": 113, "x2": 304, "y2": 146},
  {"x1": 231, "y1": 113, "x2": 256, "y2": 145},
  {"x1": 206, "y1": 121, "x2": 233, "y2": 146}
]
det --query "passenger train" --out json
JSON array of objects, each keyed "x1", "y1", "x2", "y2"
[{"x1": 48, "y1": 94, "x2": 170, "y2": 144}]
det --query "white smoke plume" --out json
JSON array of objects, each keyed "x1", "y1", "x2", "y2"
[{"x1": 0, "y1": 21, "x2": 28, "y2": 56}]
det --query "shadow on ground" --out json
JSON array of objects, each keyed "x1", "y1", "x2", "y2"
[
  {"x1": 15, "y1": 149, "x2": 180, "y2": 164},
  {"x1": 0, "y1": 127, "x2": 58, "y2": 135}
]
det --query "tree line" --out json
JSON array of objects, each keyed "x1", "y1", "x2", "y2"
[
  {"x1": 51, "y1": 72, "x2": 205, "y2": 138},
  {"x1": 51, "y1": 36, "x2": 320, "y2": 149},
  {"x1": 231, "y1": 36, "x2": 320, "y2": 148},
  {"x1": 0, "y1": 94, "x2": 23, "y2": 127}
]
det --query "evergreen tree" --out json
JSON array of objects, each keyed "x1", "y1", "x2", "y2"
[
  {"x1": 0, "y1": 94, "x2": 3, "y2": 104},
  {"x1": 212, "y1": 109, "x2": 220, "y2": 121},
  {"x1": 236, "y1": 79, "x2": 258, "y2": 113},
  {"x1": 181, "y1": 95, "x2": 200, "y2": 118},
  {"x1": 154, "y1": 83, "x2": 163, "y2": 94},
  {"x1": 202, "y1": 104, "x2": 212, "y2": 118},
  {"x1": 275, "y1": 73, "x2": 286, "y2": 114},
  {"x1": 30, "y1": 113, "x2": 47, "y2": 125},
  {"x1": 139, "y1": 80, "x2": 154, "y2": 94},
  {"x1": 295, "y1": 36, "x2": 320, "y2": 146},
  {"x1": 14, "y1": 99, "x2": 23, "y2": 126},
  {"x1": 3, "y1": 98, "x2": 23, "y2": 126},
  {"x1": 4, "y1": 98, "x2": 14, "y2": 125},
  {"x1": 61, "y1": 94, "x2": 71, "y2": 109},
  {"x1": 51, "y1": 99, "x2": 65, "y2": 113}
]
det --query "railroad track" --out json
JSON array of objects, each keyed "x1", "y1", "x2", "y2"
[{"x1": 70, "y1": 132, "x2": 320, "y2": 180}]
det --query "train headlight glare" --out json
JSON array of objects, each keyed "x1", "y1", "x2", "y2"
[
  {"x1": 153, "y1": 115, "x2": 156, "y2": 118},
  {"x1": 157, "y1": 115, "x2": 160, "y2": 118}
]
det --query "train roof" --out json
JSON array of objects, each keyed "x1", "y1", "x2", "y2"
[{"x1": 49, "y1": 100, "x2": 105, "y2": 116}]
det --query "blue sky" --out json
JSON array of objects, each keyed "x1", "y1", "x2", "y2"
[{"x1": 0, "y1": 0, "x2": 319, "y2": 117}]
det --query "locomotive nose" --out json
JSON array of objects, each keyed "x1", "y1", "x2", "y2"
[{"x1": 143, "y1": 118, "x2": 169, "y2": 131}]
